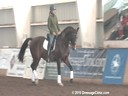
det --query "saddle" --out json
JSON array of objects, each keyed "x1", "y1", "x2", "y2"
[{"x1": 43, "y1": 35, "x2": 56, "y2": 51}]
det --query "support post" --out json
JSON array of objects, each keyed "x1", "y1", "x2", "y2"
[{"x1": 13, "y1": 2, "x2": 31, "y2": 47}]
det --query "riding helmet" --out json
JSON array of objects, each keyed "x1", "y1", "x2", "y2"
[{"x1": 50, "y1": 4, "x2": 56, "y2": 11}]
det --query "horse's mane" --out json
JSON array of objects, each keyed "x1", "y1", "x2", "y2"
[
  {"x1": 59, "y1": 26, "x2": 75, "y2": 37},
  {"x1": 61, "y1": 26, "x2": 74, "y2": 33}
]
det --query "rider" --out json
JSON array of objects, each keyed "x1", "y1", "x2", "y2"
[{"x1": 47, "y1": 4, "x2": 60, "y2": 62}]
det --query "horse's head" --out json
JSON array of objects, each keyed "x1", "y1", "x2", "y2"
[
  {"x1": 69, "y1": 27, "x2": 79, "y2": 50},
  {"x1": 60, "y1": 26, "x2": 79, "y2": 50}
]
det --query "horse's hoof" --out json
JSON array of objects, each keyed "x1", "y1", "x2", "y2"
[
  {"x1": 32, "y1": 82, "x2": 37, "y2": 85},
  {"x1": 35, "y1": 79, "x2": 39, "y2": 85},
  {"x1": 70, "y1": 79, "x2": 73, "y2": 83},
  {"x1": 32, "y1": 79, "x2": 39, "y2": 85},
  {"x1": 32, "y1": 81, "x2": 35, "y2": 84},
  {"x1": 58, "y1": 83, "x2": 64, "y2": 86}
]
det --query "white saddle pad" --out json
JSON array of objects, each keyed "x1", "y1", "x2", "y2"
[{"x1": 43, "y1": 39, "x2": 48, "y2": 50}]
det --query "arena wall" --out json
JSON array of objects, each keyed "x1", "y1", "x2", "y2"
[{"x1": 0, "y1": 48, "x2": 128, "y2": 85}]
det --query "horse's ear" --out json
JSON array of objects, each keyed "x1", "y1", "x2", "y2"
[{"x1": 76, "y1": 27, "x2": 79, "y2": 32}]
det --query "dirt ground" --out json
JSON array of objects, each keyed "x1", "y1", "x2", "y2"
[{"x1": 0, "y1": 76, "x2": 128, "y2": 96}]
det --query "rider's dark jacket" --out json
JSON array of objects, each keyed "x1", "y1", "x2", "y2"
[{"x1": 48, "y1": 13, "x2": 60, "y2": 35}]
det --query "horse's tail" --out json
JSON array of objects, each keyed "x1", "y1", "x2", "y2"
[{"x1": 18, "y1": 38, "x2": 32, "y2": 62}]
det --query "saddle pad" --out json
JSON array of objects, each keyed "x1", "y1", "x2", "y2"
[{"x1": 43, "y1": 39, "x2": 48, "y2": 50}]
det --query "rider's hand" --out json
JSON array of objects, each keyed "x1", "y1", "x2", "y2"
[
  {"x1": 53, "y1": 32, "x2": 56, "y2": 35},
  {"x1": 58, "y1": 31, "x2": 61, "y2": 35}
]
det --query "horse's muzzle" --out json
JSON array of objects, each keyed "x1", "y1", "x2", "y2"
[{"x1": 72, "y1": 45, "x2": 76, "y2": 50}]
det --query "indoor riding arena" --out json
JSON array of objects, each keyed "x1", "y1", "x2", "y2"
[{"x1": 0, "y1": 0, "x2": 128, "y2": 96}]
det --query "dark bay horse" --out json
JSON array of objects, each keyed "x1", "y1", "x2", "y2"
[{"x1": 18, "y1": 26, "x2": 79, "y2": 86}]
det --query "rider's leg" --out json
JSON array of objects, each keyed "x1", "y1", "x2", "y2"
[
  {"x1": 47, "y1": 34, "x2": 54, "y2": 62},
  {"x1": 51, "y1": 35, "x2": 57, "y2": 49}
]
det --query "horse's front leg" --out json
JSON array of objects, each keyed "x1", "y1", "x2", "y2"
[
  {"x1": 64, "y1": 58, "x2": 74, "y2": 83},
  {"x1": 57, "y1": 59, "x2": 63, "y2": 86}
]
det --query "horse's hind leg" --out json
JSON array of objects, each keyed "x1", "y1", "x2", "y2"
[
  {"x1": 63, "y1": 58, "x2": 74, "y2": 83},
  {"x1": 56, "y1": 59, "x2": 63, "y2": 86},
  {"x1": 31, "y1": 58, "x2": 40, "y2": 84}
]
